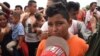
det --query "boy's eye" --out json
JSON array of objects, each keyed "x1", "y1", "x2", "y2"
[
  {"x1": 56, "y1": 22, "x2": 64, "y2": 26},
  {"x1": 48, "y1": 23, "x2": 53, "y2": 27}
]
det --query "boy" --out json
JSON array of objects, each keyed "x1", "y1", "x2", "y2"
[
  {"x1": 36, "y1": 2, "x2": 88, "y2": 56},
  {"x1": 6, "y1": 11, "x2": 25, "y2": 56}
]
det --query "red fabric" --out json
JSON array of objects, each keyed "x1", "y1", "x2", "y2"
[
  {"x1": 41, "y1": 46, "x2": 66, "y2": 56},
  {"x1": 87, "y1": 21, "x2": 92, "y2": 31},
  {"x1": 41, "y1": 51, "x2": 66, "y2": 56},
  {"x1": 20, "y1": 41, "x2": 29, "y2": 56}
]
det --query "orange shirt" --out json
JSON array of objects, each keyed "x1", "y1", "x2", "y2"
[{"x1": 36, "y1": 35, "x2": 89, "y2": 56}]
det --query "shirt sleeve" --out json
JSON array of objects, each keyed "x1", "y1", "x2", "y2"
[
  {"x1": 41, "y1": 22, "x2": 48, "y2": 32},
  {"x1": 36, "y1": 40, "x2": 46, "y2": 56},
  {"x1": 18, "y1": 23, "x2": 25, "y2": 36}
]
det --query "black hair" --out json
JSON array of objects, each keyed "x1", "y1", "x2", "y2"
[
  {"x1": 38, "y1": 7, "x2": 44, "y2": 10},
  {"x1": 35, "y1": 13, "x2": 42, "y2": 21},
  {"x1": 52, "y1": 0, "x2": 67, "y2": 6},
  {"x1": 15, "y1": 5, "x2": 23, "y2": 10},
  {"x1": 0, "y1": 11, "x2": 5, "y2": 15},
  {"x1": 67, "y1": 1, "x2": 80, "y2": 11},
  {"x1": 24, "y1": 6, "x2": 28, "y2": 10},
  {"x1": 0, "y1": 10, "x2": 7, "y2": 20},
  {"x1": 46, "y1": 2, "x2": 69, "y2": 20},
  {"x1": 96, "y1": 6, "x2": 100, "y2": 11},
  {"x1": 28, "y1": 0, "x2": 36, "y2": 6},
  {"x1": 90, "y1": 2, "x2": 97, "y2": 7},
  {"x1": 47, "y1": 0, "x2": 67, "y2": 7},
  {"x1": 3, "y1": 2, "x2": 10, "y2": 8}
]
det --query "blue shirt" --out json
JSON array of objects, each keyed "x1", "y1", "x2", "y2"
[{"x1": 12, "y1": 23, "x2": 25, "y2": 40}]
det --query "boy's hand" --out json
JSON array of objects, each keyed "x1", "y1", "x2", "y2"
[{"x1": 16, "y1": 45, "x2": 21, "y2": 50}]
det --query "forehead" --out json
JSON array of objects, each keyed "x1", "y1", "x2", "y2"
[
  {"x1": 48, "y1": 14, "x2": 67, "y2": 22},
  {"x1": 28, "y1": 3, "x2": 37, "y2": 7},
  {"x1": 0, "y1": 15, "x2": 6, "y2": 19},
  {"x1": 91, "y1": 3, "x2": 97, "y2": 7},
  {"x1": 15, "y1": 7, "x2": 21, "y2": 9}
]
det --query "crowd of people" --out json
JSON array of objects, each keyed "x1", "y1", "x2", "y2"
[{"x1": 0, "y1": 0, "x2": 100, "y2": 56}]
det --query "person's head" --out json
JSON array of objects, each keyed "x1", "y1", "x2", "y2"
[
  {"x1": 90, "y1": 16, "x2": 97, "y2": 32},
  {"x1": 10, "y1": 11, "x2": 21, "y2": 24},
  {"x1": 28, "y1": 0, "x2": 37, "y2": 14},
  {"x1": 35, "y1": 13, "x2": 45, "y2": 27},
  {"x1": 38, "y1": 7, "x2": 44, "y2": 14},
  {"x1": 67, "y1": 1, "x2": 80, "y2": 19},
  {"x1": 46, "y1": 2, "x2": 71, "y2": 39},
  {"x1": 3, "y1": 2, "x2": 10, "y2": 8},
  {"x1": 90, "y1": 2, "x2": 97, "y2": 11},
  {"x1": 2, "y1": 2, "x2": 10, "y2": 14},
  {"x1": 24, "y1": 6, "x2": 29, "y2": 12},
  {"x1": 47, "y1": 0, "x2": 67, "y2": 7},
  {"x1": 0, "y1": 11, "x2": 7, "y2": 28},
  {"x1": 15, "y1": 5, "x2": 23, "y2": 14}
]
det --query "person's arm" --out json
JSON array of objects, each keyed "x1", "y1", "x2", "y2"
[
  {"x1": 17, "y1": 23, "x2": 25, "y2": 49},
  {"x1": 21, "y1": 13, "x2": 30, "y2": 27},
  {"x1": 0, "y1": 3, "x2": 10, "y2": 12}
]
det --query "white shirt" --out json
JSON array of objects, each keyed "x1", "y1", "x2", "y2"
[{"x1": 25, "y1": 16, "x2": 40, "y2": 42}]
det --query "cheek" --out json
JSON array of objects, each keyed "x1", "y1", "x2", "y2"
[
  {"x1": 59, "y1": 25, "x2": 67, "y2": 32},
  {"x1": 59, "y1": 24, "x2": 69, "y2": 35},
  {"x1": 48, "y1": 27, "x2": 52, "y2": 33}
]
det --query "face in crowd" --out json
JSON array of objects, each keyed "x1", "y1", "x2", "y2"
[
  {"x1": 28, "y1": 0, "x2": 37, "y2": 14},
  {"x1": 46, "y1": 2, "x2": 71, "y2": 40},
  {"x1": 0, "y1": 13, "x2": 7, "y2": 28}
]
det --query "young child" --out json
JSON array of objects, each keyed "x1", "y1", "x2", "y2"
[
  {"x1": 6, "y1": 11, "x2": 25, "y2": 56},
  {"x1": 36, "y1": 2, "x2": 88, "y2": 56}
]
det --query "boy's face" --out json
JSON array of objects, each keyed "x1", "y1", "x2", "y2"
[
  {"x1": 28, "y1": 3, "x2": 37, "y2": 13},
  {"x1": 0, "y1": 15, "x2": 7, "y2": 28},
  {"x1": 48, "y1": 14, "x2": 70, "y2": 39},
  {"x1": 15, "y1": 7, "x2": 23, "y2": 14},
  {"x1": 37, "y1": 18, "x2": 45, "y2": 27},
  {"x1": 10, "y1": 15, "x2": 18, "y2": 24},
  {"x1": 91, "y1": 3, "x2": 97, "y2": 10}
]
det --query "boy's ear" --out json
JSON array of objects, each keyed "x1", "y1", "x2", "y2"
[{"x1": 68, "y1": 18, "x2": 72, "y2": 27}]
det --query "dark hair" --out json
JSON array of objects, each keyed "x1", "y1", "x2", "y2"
[
  {"x1": 46, "y1": 2, "x2": 69, "y2": 20},
  {"x1": 35, "y1": 13, "x2": 42, "y2": 21},
  {"x1": 67, "y1": 1, "x2": 80, "y2": 11},
  {"x1": 15, "y1": 5, "x2": 23, "y2": 10},
  {"x1": 24, "y1": 6, "x2": 28, "y2": 10},
  {"x1": 52, "y1": 0, "x2": 67, "y2": 6},
  {"x1": 0, "y1": 10, "x2": 7, "y2": 19},
  {"x1": 38, "y1": 7, "x2": 44, "y2": 10},
  {"x1": 90, "y1": 2, "x2": 97, "y2": 7},
  {"x1": 96, "y1": 6, "x2": 100, "y2": 11},
  {"x1": 3, "y1": 2, "x2": 10, "y2": 8},
  {"x1": 47, "y1": 0, "x2": 67, "y2": 7},
  {"x1": 28, "y1": 0, "x2": 36, "y2": 6}
]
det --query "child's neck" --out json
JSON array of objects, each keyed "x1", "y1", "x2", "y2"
[{"x1": 14, "y1": 22, "x2": 19, "y2": 25}]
